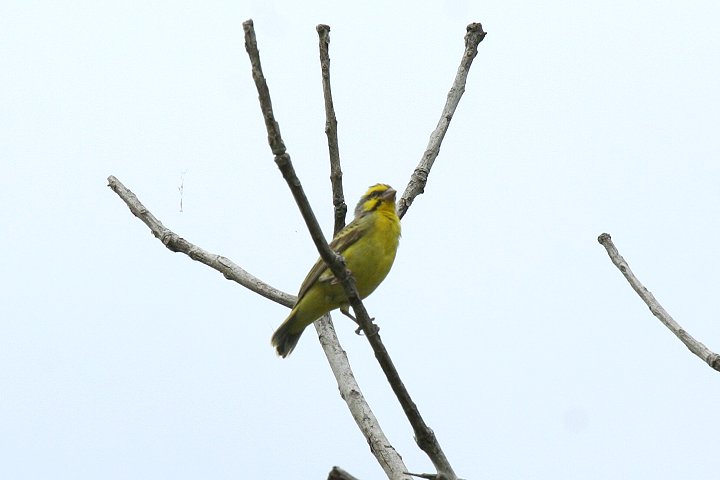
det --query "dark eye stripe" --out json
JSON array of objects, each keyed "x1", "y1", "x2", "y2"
[
  {"x1": 368, "y1": 199, "x2": 382, "y2": 211},
  {"x1": 354, "y1": 185, "x2": 390, "y2": 218},
  {"x1": 363, "y1": 187, "x2": 388, "y2": 201}
]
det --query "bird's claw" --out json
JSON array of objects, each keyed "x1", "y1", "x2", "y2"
[{"x1": 355, "y1": 318, "x2": 378, "y2": 336}]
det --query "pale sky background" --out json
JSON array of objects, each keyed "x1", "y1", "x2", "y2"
[{"x1": 2, "y1": 0, "x2": 720, "y2": 479}]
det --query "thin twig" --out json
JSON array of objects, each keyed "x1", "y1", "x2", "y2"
[
  {"x1": 107, "y1": 175, "x2": 294, "y2": 307},
  {"x1": 398, "y1": 23, "x2": 487, "y2": 219},
  {"x1": 243, "y1": 19, "x2": 412, "y2": 479},
  {"x1": 598, "y1": 233, "x2": 720, "y2": 372},
  {"x1": 317, "y1": 24, "x2": 347, "y2": 235}
]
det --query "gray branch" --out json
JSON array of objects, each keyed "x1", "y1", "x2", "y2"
[
  {"x1": 107, "y1": 175, "x2": 294, "y2": 307},
  {"x1": 317, "y1": 24, "x2": 347, "y2": 235},
  {"x1": 598, "y1": 233, "x2": 720, "y2": 372},
  {"x1": 398, "y1": 23, "x2": 487, "y2": 220}
]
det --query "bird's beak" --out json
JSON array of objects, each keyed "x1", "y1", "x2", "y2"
[{"x1": 382, "y1": 187, "x2": 396, "y2": 201}]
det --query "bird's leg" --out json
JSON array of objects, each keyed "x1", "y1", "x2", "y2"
[
  {"x1": 340, "y1": 305, "x2": 359, "y2": 324},
  {"x1": 340, "y1": 306, "x2": 378, "y2": 336}
]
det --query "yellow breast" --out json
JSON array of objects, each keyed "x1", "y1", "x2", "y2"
[{"x1": 343, "y1": 209, "x2": 401, "y2": 298}]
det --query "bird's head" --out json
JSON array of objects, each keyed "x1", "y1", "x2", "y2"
[{"x1": 354, "y1": 184, "x2": 397, "y2": 218}]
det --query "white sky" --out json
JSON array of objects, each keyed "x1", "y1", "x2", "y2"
[{"x1": 2, "y1": 0, "x2": 720, "y2": 478}]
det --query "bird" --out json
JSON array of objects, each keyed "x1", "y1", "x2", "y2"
[{"x1": 271, "y1": 183, "x2": 401, "y2": 358}]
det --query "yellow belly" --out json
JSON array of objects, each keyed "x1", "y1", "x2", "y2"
[{"x1": 292, "y1": 210, "x2": 400, "y2": 326}]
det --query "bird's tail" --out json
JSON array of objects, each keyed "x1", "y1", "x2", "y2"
[{"x1": 271, "y1": 311, "x2": 304, "y2": 358}]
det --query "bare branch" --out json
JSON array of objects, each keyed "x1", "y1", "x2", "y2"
[
  {"x1": 318, "y1": 321, "x2": 412, "y2": 479},
  {"x1": 107, "y1": 175, "x2": 294, "y2": 308},
  {"x1": 317, "y1": 24, "x2": 347, "y2": 235},
  {"x1": 598, "y1": 233, "x2": 720, "y2": 372},
  {"x1": 398, "y1": 22, "x2": 487, "y2": 219},
  {"x1": 243, "y1": 19, "x2": 412, "y2": 479}
]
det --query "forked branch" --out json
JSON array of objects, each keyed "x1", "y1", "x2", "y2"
[{"x1": 109, "y1": 19, "x2": 485, "y2": 480}]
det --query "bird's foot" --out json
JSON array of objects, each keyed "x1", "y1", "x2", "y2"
[
  {"x1": 340, "y1": 306, "x2": 379, "y2": 336},
  {"x1": 355, "y1": 318, "x2": 378, "y2": 336}
]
